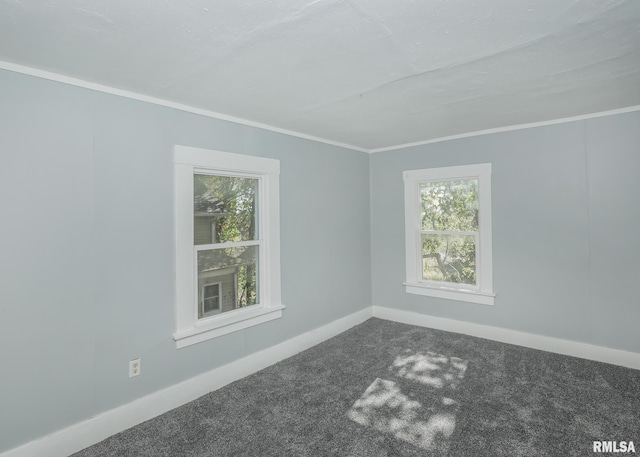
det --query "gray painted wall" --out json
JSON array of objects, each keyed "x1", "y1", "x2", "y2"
[
  {"x1": 370, "y1": 111, "x2": 640, "y2": 354},
  {"x1": 1, "y1": 66, "x2": 638, "y2": 453},
  {"x1": 0, "y1": 69, "x2": 371, "y2": 452}
]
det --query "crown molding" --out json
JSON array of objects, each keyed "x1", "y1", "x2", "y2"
[
  {"x1": 0, "y1": 60, "x2": 369, "y2": 154},
  {"x1": 369, "y1": 105, "x2": 640, "y2": 153},
  {"x1": 3, "y1": 60, "x2": 639, "y2": 155}
]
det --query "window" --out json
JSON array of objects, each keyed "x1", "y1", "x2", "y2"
[
  {"x1": 174, "y1": 145, "x2": 284, "y2": 348},
  {"x1": 403, "y1": 163, "x2": 494, "y2": 305},
  {"x1": 201, "y1": 283, "x2": 221, "y2": 317}
]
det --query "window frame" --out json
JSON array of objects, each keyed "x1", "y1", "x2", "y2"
[
  {"x1": 403, "y1": 163, "x2": 495, "y2": 305},
  {"x1": 174, "y1": 145, "x2": 284, "y2": 348}
]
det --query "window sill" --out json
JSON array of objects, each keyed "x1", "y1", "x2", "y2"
[
  {"x1": 404, "y1": 282, "x2": 495, "y2": 306},
  {"x1": 173, "y1": 304, "x2": 286, "y2": 349}
]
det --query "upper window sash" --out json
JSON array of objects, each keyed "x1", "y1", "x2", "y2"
[{"x1": 193, "y1": 169, "x2": 261, "y2": 246}]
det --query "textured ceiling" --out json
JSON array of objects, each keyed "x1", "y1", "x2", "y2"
[{"x1": 1, "y1": 0, "x2": 639, "y2": 151}]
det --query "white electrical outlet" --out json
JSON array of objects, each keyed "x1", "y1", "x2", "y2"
[{"x1": 129, "y1": 358, "x2": 141, "y2": 378}]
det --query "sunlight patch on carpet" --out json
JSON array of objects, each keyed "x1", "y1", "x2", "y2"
[
  {"x1": 390, "y1": 350, "x2": 468, "y2": 389},
  {"x1": 348, "y1": 350, "x2": 468, "y2": 451}
]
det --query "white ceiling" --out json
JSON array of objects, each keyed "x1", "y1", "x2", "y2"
[{"x1": 1, "y1": 0, "x2": 639, "y2": 151}]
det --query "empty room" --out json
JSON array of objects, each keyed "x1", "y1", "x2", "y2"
[{"x1": 1, "y1": 1, "x2": 639, "y2": 456}]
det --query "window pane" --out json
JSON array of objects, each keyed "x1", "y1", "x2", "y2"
[
  {"x1": 420, "y1": 179, "x2": 478, "y2": 231},
  {"x1": 194, "y1": 174, "x2": 258, "y2": 245},
  {"x1": 203, "y1": 283, "x2": 219, "y2": 299},
  {"x1": 422, "y1": 234, "x2": 476, "y2": 285},
  {"x1": 202, "y1": 284, "x2": 220, "y2": 316},
  {"x1": 197, "y1": 246, "x2": 259, "y2": 318}
]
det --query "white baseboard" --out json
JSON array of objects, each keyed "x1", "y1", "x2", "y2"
[
  {"x1": 3, "y1": 307, "x2": 373, "y2": 457},
  {"x1": 373, "y1": 305, "x2": 640, "y2": 370}
]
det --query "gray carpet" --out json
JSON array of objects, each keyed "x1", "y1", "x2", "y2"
[{"x1": 72, "y1": 318, "x2": 640, "y2": 456}]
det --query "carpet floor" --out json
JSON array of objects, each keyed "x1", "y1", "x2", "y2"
[{"x1": 72, "y1": 318, "x2": 640, "y2": 456}]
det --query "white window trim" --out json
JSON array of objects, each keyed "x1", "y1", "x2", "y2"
[
  {"x1": 403, "y1": 163, "x2": 495, "y2": 306},
  {"x1": 174, "y1": 145, "x2": 284, "y2": 348}
]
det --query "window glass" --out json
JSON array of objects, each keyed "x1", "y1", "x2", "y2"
[
  {"x1": 420, "y1": 178, "x2": 479, "y2": 287},
  {"x1": 421, "y1": 234, "x2": 476, "y2": 285},
  {"x1": 194, "y1": 174, "x2": 258, "y2": 245},
  {"x1": 197, "y1": 245, "x2": 259, "y2": 317},
  {"x1": 420, "y1": 179, "x2": 478, "y2": 232}
]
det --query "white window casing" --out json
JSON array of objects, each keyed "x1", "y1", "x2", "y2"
[
  {"x1": 174, "y1": 145, "x2": 284, "y2": 348},
  {"x1": 403, "y1": 163, "x2": 495, "y2": 305}
]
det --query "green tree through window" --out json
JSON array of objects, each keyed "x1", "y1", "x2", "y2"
[
  {"x1": 194, "y1": 174, "x2": 259, "y2": 311},
  {"x1": 420, "y1": 179, "x2": 478, "y2": 285}
]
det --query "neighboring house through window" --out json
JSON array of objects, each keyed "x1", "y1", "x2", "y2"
[
  {"x1": 403, "y1": 163, "x2": 494, "y2": 305},
  {"x1": 174, "y1": 145, "x2": 284, "y2": 348}
]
